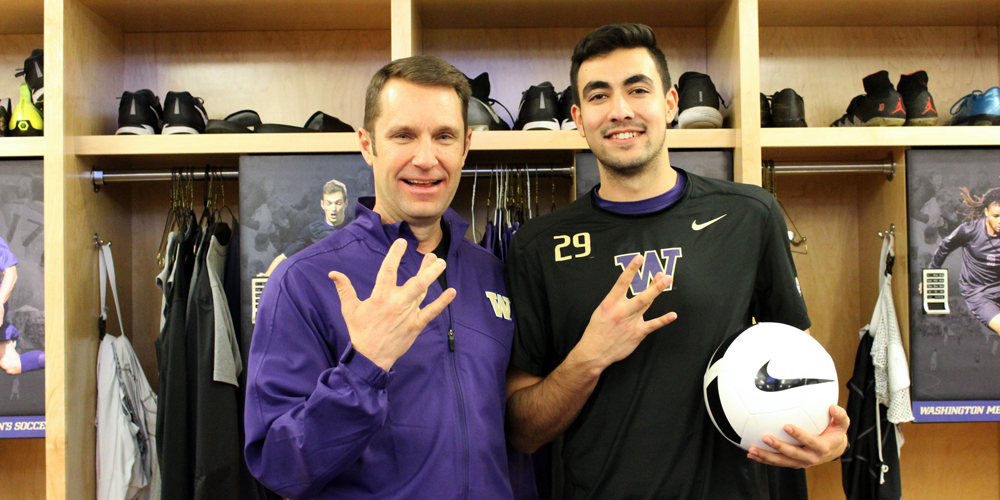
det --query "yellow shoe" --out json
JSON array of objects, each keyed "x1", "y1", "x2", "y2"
[{"x1": 10, "y1": 83, "x2": 43, "y2": 137}]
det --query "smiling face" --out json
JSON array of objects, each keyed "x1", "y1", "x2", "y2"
[
  {"x1": 359, "y1": 78, "x2": 471, "y2": 230},
  {"x1": 571, "y1": 47, "x2": 677, "y2": 178},
  {"x1": 985, "y1": 202, "x2": 1000, "y2": 236}
]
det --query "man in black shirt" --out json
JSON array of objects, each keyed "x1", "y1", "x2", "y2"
[{"x1": 504, "y1": 23, "x2": 849, "y2": 499}]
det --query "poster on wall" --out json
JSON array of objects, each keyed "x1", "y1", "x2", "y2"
[
  {"x1": 0, "y1": 160, "x2": 45, "y2": 438},
  {"x1": 906, "y1": 149, "x2": 1000, "y2": 422},
  {"x1": 239, "y1": 155, "x2": 375, "y2": 357}
]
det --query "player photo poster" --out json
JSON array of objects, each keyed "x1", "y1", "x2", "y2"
[
  {"x1": 239, "y1": 154, "x2": 375, "y2": 347},
  {"x1": 906, "y1": 149, "x2": 1000, "y2": 422},
  {"x1": 0, "y1": 160, "x2": 45, "y2": 438}
]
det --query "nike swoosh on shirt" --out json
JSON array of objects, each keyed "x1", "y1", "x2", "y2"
[
  {"x1": 755, "y1": 361, "x2": 834, "y2": 392},
  {"x1": 691, "y1": 214, "x2": 727, "y2": 231}
]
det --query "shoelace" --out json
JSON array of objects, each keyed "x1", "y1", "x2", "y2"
[
  {"x1": 489, "y1": 99, "x2": 516, "y2": 127},
  {"x1": 950, "y1": 90, "x2": 983, "y2": 115}
]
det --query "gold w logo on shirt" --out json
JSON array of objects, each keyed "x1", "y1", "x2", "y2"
[{"x1": 485, "y1": 292, "x2": 512, "y2": 320}]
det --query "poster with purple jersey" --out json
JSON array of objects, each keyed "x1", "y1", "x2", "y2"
[
  {"x1": 906, "y1": 149, "x2": 1000, "y2": 422},
  {"x1": 0, "y1": 159, "x2": 45, "y2": 438},
  {"x1": 239, "y1": 155, "x2": 375, "y2": 363}
]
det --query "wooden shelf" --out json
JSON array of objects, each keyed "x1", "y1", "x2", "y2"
[
  {"x1": 415, "y1": 0, "x2": 727, "y2": 29},
  {"x1": 761, "y1": 127, "x2": 1000, "y2": 148},
  {"x1": 759, "y1": 0, "x2": 1000, "y2": 27},
  {"x1": 0, "y1": 137, "x2": 44, "y2": 157},
  {"x1": 79, "y1": 0, "x2": 391, "y2": 32},
  {"x1": 0, "y1": 0, "x2": 43, "y2": 34},
  {"x1": 75, "y1": 129, "x2": 736, "y2": 156}
]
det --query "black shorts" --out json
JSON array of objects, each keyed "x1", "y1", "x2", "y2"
[{"x1": 963, "y1": 292, "x2": 1000, "y2": 328}]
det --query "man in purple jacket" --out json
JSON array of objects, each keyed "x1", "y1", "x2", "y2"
[{"x1": 245, "y1": 55, "x2": 531, "y2": 499}]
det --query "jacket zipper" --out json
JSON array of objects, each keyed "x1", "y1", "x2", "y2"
[{"x1": 444, "y1": 222, "x2": 470, "y2": 500}]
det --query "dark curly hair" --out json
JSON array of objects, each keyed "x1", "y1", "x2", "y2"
[
  {"x1": 569, "y1": 23, "x2": 671, "y2": 107},
  {"x1": 959, "y1": 186, "x2": 1000, "y2": 221}
]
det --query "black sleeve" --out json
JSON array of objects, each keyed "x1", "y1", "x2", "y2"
[
  {"x1": 506, "y1": 233, "x2": 555, "y2": 377},
  {"x1": 929, "y1": 222, "x2": 972, "y2": 269},
  {"x1": 283, "y1": 226, "x2": 311, "y2": 257},
  {"x1": 753, "y1": 197, "x2": 811, "y2": 331}
]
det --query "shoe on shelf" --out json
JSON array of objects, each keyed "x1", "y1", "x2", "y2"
[
  {"x1": 558, "y1": 85, "x2": 576, "y2": 130},
  {"x1": 304, "y1": 111, "x2": 353, "y2": 132},
  {"x1": 14, "y1": 49, "x2": 43, "y2": 114},
  {"x1": 162, "y1": 91, "x2": 208, "y2": 134},
  {"x1": 467, "y1": 72, "x2": 512, "y2": 131},
  {"x1": 830, "y1": 70, "x2": 906, "y2": 127},
  {"x1": 676, "y1": 71, "x2": 725, "y2": 129},
  {"x1": 115, "y1": 89, "x2": 163, "y2": 135},
  {"x1": 760, "y1": 93, "x2": 772, "y2": 128},
  {"x1": 514, "y1": 82, "x2": 560, "y2": 131},
  {"x1": 769, "y1": 88, "x2": 807, "y2": 127},
  {"x1": 255, "y1": 112, "x2": 354, "y2": 133},
  {"x1": 0, "y1": 98, "x2": 9, "y2": 138},
  {"x1": 949, "y1": 87, "x2": 1000, "y2": 126},
  {"x1": 898, "y1": 70, "x2": 938, "y2": 126},
  {"x1": 9, "y1": 83, "x2": 43, "y2": 137},
  {"x1": 206, "y1": 109, "x2": 262, "y2": 134}
]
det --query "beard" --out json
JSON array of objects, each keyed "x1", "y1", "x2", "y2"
[{"x1": 593, "y1": 125, "x2": 665, "y2": 180}]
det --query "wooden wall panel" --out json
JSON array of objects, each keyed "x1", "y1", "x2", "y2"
[
  {"x1": 772, "y1": 173, "x2": 863, "y2": 500},
  {"x1": 900, "y1": 422, "x2": 999, "y2": 499},
  {"x1": 0, "y1": 438, "x2": 45, "y2": 499},
  {"x1": 0, "y1": 35, "x2": 45, "y2": 109},
  {"x1": 760, "y1": 26, "x2": 999, "y2": 127},
  {"x1": 123, "y1": 31, "x2": 391, "y2": 136},
  {"x1": 423, "y1": 27, "x2": 708, "y2": 129}
]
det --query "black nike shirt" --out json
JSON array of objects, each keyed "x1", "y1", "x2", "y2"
[{"x1": 506, "y1": 169, "x2": 810, "y2": 499}]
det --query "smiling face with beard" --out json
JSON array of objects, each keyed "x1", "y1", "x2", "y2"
[{"x1": 571, "y1": 48, "x2": 676, "y2": 181}]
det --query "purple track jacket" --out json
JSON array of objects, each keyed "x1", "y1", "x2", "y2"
[{"x1": 245, "y1": 199, "x2": 518, "y2": 499}]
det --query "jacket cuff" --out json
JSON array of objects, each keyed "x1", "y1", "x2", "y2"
[{"x1": 341, "y1": 343, "x2": 393, "y2": 390}]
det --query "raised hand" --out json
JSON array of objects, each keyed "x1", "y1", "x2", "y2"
[
  {"x1": 329, "y1": 239, "x2": 456, "y2": 371},
  {"x1": 574, "y1": 254, "x2": 678, "y2": 370}
]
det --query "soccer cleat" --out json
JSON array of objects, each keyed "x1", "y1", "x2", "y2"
[
  {"x1": 162, "y1": 91, "x2": 208, "y2": 134},
  {"x1": 830, "y1": 71, "x2": 906, "y2": 127},
  {"x1": 14, "y1": 49, "x2": 43, "y2": 114},
  {"x1": 466, "y1": 72, "x2": 512, "y2": 131},
  {"x1": 949, "y1": 87, "x2": 1000, "y2": 126},
  {"x1": 0, "y1": 98, "x2": 9, "y2": 137},
  {"x1": 676, "y1": 72, "x2": 725, "y2": 129},
  {"x1": 206, "y1": 109, "x2": 261, "y2": 134},
  {"x1": 760, "y1": 93, "x2": 772, "y2": 128},
  {"x1": 115, "y1": 89, "x2": 163, "y2": 135},
  {"x1": 514, "y1": 82, "x2": 560, "y2": 130},
  {"x1": 558, "y1": 85, "x2": 576, "y2": 130},
  {"x1": 898, "y1": 71, "x2": 938, "y2": 126},
  {"x1": 769, "y1": 88, "x2": 807, "y2": 127},
  {"x1": 9, "y1": 83, "x2": 43, "y2": 137}
]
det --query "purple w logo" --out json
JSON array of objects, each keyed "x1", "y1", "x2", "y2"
[{"x1": 614, "y1": 248, "x2": 682, "y2": 296}]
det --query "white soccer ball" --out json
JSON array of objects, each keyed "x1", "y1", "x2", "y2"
[{"x1": 703, "y1": 322, "x2": 839, "y2": 452}]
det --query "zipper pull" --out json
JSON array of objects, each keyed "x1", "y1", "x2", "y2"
[{"x1": 448, "y1": 329, "x2": 455, "y2": 351}]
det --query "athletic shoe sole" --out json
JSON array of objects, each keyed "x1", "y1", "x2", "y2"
[
  {"x1": 905, "y1": 117, "x2": 938, "y2": 126},
  {"x1": 678, "y1": 106, "x2": 723, "y2": 129},
  {"x1": 9, "y1": 122, "x2": 43, "y2": 136},
  {"x1": 953, "y1": 114, "x2": 1000, "y2": 126},
  {"x1": 560, "y1": 120, "x2": 577, "y2": 131},
  {"x1": 162, "y1": 125, "x2": 202, "y2": 135},
  {"x1": 116, "y1": 125, "x2": 156, "y2": 135},
  {"x1": 522, "y1": 120, "x2": 559, "y2": 131}
]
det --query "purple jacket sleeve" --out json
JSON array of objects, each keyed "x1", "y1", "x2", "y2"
[
  {"x1": 244, "y1": 264, "x2": 393, "y2": 498},
  {"x1": 19, "y1": 350, "x2": 44, "y2": 372},
  {"x1": 930, "y1": 222, "x2": 973, "y2": 269}
]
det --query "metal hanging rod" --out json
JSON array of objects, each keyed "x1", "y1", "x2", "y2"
[
  {"x1": 91, "y1": 166, "x2": 574, "y2": 191},
  {"x1": 763, "y1": 157, "x2": 895, "y2": 180}
]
